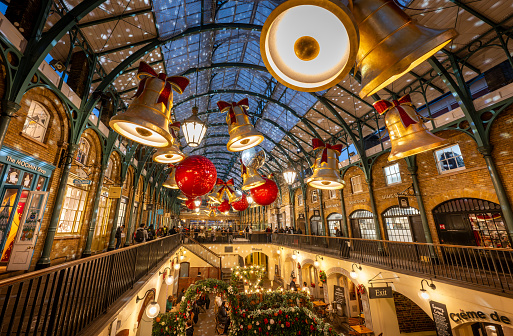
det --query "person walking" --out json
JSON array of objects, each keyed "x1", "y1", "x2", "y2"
[
  {"x1": 290, "y1": 277, "x2": 298, "y2": 291},
  {"x1": 115, "y1": 225, "x2": 125, "y2": 249},
  {"x1": 134, "y1": 224, "x2": 148, "y2": 243}
]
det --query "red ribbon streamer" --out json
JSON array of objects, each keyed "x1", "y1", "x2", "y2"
[
  {"x1": 311, "y1": 139, "x2": 343, "y2": 164},
  {"x1": 240, "y1": 159, "x2": 247, "y2": 175},
  {"x1": 373, "y1": 94, "x2": 417, "y2": 128},
  {"x1": 169, "y1": 122, "x2": 181, "y2": 139},
  {"x1": 217, "y1": 98, "x2": 249, "y2": 124},
  {"x1": 134, "y1": 61, "x2": 190, "y2": 106}
]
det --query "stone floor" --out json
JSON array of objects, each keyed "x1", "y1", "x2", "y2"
[{"x1": 192, "y1": 296, "x2": 220, "y2": 336}]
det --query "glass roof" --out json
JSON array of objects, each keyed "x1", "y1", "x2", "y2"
[{"x1": 154, "y1": 0, "x2": 320, "y2": 182}]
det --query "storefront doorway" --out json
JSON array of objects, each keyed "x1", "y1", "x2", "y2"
[
  {"x1": 433, "y1": 198, "x2": 510, "y2": 248},
  {"x1": 327, "y1": 213, "x2": 343, "y2": 237},
  {"x1": 349, "y1": 210, "x2": 376, "y2": 239},
  {"x1": 310, "y1": 215, "x2": 324, "y2": 236},
  {"x1": 382, "y1": 206, "x2": 424, "y2": 242}
]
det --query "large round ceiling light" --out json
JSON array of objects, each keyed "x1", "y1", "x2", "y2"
[{"x1": 260, "y1": 0, "x2": 359, "y2": 92}]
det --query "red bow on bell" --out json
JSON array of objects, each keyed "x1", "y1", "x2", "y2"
[
  {"x1": 312, "y1": 139, "x2": 343, "y2": 164},
  {"x1": 240, "y1": 159, "x2": 247, "y2": 175},
  {"x1": 373, "y1": 94, "x2": 417, "y2": 128},
  {"x1": 134, "y1": 61, "x2": 190, "y2": 107},
  {"x1": 217, "y1": 98, "x2": 249, "y2": 124},
  {"x1": 216, "y1": 178, "x2": 234, "y2": 194},
  {"x1": 169, "y1": 122, "x2": 181, "y2": 139}
]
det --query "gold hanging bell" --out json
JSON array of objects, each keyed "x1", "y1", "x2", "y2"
[
  {"x1": 218, "y1": 98, "x2": 264, "y2": 152},
  {"x1": 241, "y1": 161, "x2": 265, "y2": 191},
  {"x1": 163, "y1": 166, "x2": 179, "y2": 189},
  {"x1": 152, "y1": 122, "x2": 186, "y2": 163},
  {"x1": 351, "y1": 0, "x2": 457, "y2": 98},
  {"x1": 109, "y1": 62, "x2": 189, "y2": 147},
  {"x1": 373, "y1": 95, "x2": 445, "y2": 161},
  {"x1": 307, "y1": 139, "x2": 345, "y2": 190}
]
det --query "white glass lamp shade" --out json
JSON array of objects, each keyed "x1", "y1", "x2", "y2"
[
  {"x1": 194, "y1": 198, "x2": 201, "y2": 207},
  {"x1": 283, "y1": 167, "x2": 297, "y2": 185},
  {"x1": 419, "y1": 289, "x2": 430, "y2": 300},
  {"x1": 181, "y1": 107, "x2": 207, "y2": 147},
  {"x1": 260, "y1": 0, "x2": 359, "y2": 92},
  {"x1": 292, "y1": 254, "x2": 297, "y2": 260},
  {"x1": 247, "y1": 195, "x2": 254, "y2": 204},
  {"x1": 350, "y1": 271, "x2": 358, "y2": 279},
  {"x1": 165, "y1": 275, "x2": 174, "y2": 285},
  {"x1": 314, "y1": 261, "x2": 319, "y2": 267},
  {"x1": 146, "y1": 301, "x2": 160, "y2": 318},
  {"x1": 174, "y1": 263, "x2": 180, "y2": 270}
]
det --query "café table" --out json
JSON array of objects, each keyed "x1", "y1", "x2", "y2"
[
  {"x1": 350, "y1": 325, "x2": 374, "y2": 335},
  {"x1": 312, "y1": 301, "x2": 328, "y2": 316}
]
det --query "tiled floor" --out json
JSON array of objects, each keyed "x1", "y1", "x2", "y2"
[{"x1": 192, "y1": 296, "x2": 220, "y2": 336}]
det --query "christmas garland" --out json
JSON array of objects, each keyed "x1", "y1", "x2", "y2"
[
  {"x1": 238, "y1": 290, "x2": 313, "y2": 311},
  {"x1": 319, "y1": 270, "x2": 327, "y2": 283},
  {"x1": 232, "y1": 306, "x2": 339, "y2": 336}
]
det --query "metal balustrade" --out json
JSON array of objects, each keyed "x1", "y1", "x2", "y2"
[
  {"x1": 185, "y1": 236, "x2": 223, "y2": 271},
  {"x1": 196, "y1": 232, "x2": 513, "y2": 295},
  {"x1": 0, "y1": 234, "x2": 181, "y2": 336}
]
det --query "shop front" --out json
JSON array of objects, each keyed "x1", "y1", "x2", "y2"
[
  {"x1": 448, "y1": 308, "x2": 513, "y2": 336},
  {"x1": 0, "y1": 146, "x2": 54, "y2": 270}
]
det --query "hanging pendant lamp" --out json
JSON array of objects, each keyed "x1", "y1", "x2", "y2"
[
  {"x1": 260, "y1": 0, "x2": 359, "y2": 92},
  {"x1": 181, "y1": 106, "x2": 207, "y2": 147},
  {"x1": 283, "y1": 166, "x2": 297, "y2": 185},
  {"x1": 109, "y1": 62, "x2": 189, "y2": 147},
  {"x1": 352, "y1": 0, "x2": 457, "y2": 98}
]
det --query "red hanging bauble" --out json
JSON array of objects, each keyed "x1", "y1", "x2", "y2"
[
  {"x1": 231, "y1": 194, "x2": 249, "y2": 211},
  {"x1": 175, "y1": 155, "x2": 217, "y2": 197},
  {"x1": 250, "y1": 177, "x2": 278, "y2": 206},
  {"x1": 217, "y1": 199, "x2": 231, "y2": 213},
  {"x1": 185, "y1": 198, "x2": 197, "y2": 210}
]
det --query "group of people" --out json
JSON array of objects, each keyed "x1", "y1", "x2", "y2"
[
  {"x1": 188, "y1": 225, "x2": 235, "y2": 243},
  {"x1": 113, "y1": 224, "x2": 185, "y2": 248}
]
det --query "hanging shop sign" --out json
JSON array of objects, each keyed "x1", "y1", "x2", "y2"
[
  {"x1": 398, "y1": 196, "x2": 410, "y2": 208},
  {"x1": 313, "y1": 210, "x2": 320, "y2": 216},
  {"x1": 146, "y1": 204, "x2": 153, "y2": 210},
  {"x1": 0, "y1": 146, "x2": 56, "y2": 178},
  {"x1": 298, "y1": 214, "x2": 305, "y2": 219},
  {"x1": 157, "y1": 209, "x2": 164, "y2": 215},
  {"x1": 449, "y1": 310, "x2": 511, "y2": 325},
  {"x1": 108, "y1": 187, "x2": 122, "y2": 198},
  {"x1": 430, "y1": 301, "x2": 453, "y2": 336},
  {"x1": 334, "y1": 285, "x2": 345, "y2": 304},
  {"x1": 368, "y1": 286, "x2": 393, "y2": 299}
]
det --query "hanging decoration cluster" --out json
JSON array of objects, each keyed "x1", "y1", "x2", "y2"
[
  {"x1": 307, "y1": 138, "x2": 345, "y2": 190},
  {"x1": 232, "y1": 265, "x2": 265, "y2": 294}
]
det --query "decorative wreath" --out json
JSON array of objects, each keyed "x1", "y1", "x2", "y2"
[
  {"x1": 356, "y1": 284, "x2": 366, "y2": 294},
  {"x1": 318, "y1": 270, "x2": 327, "y2": 283},
  {"x1": 297, "y1": 262, "x2": 301, "y2": 269}
]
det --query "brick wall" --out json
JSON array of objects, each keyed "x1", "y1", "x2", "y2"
[{"x1": 393, "y1": 291, "x2": 436, "y2": 333}]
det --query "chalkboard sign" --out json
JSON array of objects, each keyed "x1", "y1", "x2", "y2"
[
  {"x1": 430, "y1": 301, "x2": 453, "y2": 336},
  {"x1": 368, "y1": 286, "x2": 393, "y2": 299},
  {"x1": 334, "y1": 285, "x2": 345, "y2": 304}
]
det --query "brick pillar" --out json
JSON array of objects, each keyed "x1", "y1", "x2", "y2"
[
  {"x1": 67, "y1": 51, "x2": 90, "y2": 98},
  {"x1": 5, "y1": 0, "x2": 43, "y2": 39}
]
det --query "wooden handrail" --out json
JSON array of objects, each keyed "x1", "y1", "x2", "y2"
[{"x1": 187, "y1": 236, "x2": 222, "y2": 258}]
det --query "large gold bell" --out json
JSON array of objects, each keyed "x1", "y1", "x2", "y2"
[
  {"x1": 378, "y1": 98, "x2": 445, "y2": 161},
  {"x1": 109, "y1": 62, "x2": 189, "y2": 147},
  {"x1": 307, "y1": 145, "x2": 345, "y2": 190},
  {"x1": 218, "y1": 99, "x2": 264, "y2": 152},
  {"x1": 351, "y1": 0, "x2": 457, "y2": 98},
  {"x1": 163, "y1": 167, "x2": 179, "y2": 189},
  {"x1": 153, "y1": 142, "x2": 186, "y2": 163},
  {"x1": 242, "y1": 166, "x2": 265, "y2": 191}
]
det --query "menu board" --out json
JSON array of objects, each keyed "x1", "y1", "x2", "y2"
[
  {"x1": 334, "y1": 285, "x2": 345, "y2": 304},
  {"x1": 430, "y1": 301, "x2": 453, "y2": 336}
]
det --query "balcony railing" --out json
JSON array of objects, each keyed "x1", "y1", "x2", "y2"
[
  {"x1": 190, "y1": 231, "x2": 513, "y2": 295},
  {"x1": 0, "y1": 234, "x2": 181, "y2": 336},
  {"x1": 185, "y1": 236, "x2": 222, "y2": 271}
]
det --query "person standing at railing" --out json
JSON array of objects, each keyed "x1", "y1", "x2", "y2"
[
  {"x1": 228, "y1": 226, "x2": 234, "y2": 243},
  {"x1": 248, "y1": 226, "x2": 252, "y2": 242},
  {"x1": 115, "y1": 225, "x2": 125, "y2": 249},
  {"x1": 265, "y1": 226, "x2": 272, "y2": 243},
  {"x1": 134, "y1": 224, "x2": 148, "y2": 243}
]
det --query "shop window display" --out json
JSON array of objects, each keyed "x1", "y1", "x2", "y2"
[
  {"x1": 58, "y1": 185, "x2": 87, "y2": 234},
  {"x1": 383, "y1": 207, "x2": 420, "y2": 242},
  {"x1": 349, "y1": 210, "x2": 376, "y2": 240},
  {"x1": 76, "y1": 138, "x2": 91, "y2": 165},
  {"x1": 435, "y1": 144, "x2": 465, "y2": 174}
]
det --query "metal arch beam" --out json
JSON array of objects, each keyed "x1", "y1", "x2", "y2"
[
  {"x1": 97, "y1": 38, "x2": 159, "y2": 57},
  {"x1": 174, "y1": 89, "x2": 323, "y2": 139},
  {"x1": 77, "y1": 7, "x2": 153, "y2": 28},
  {"x1": 9, "y1": 0, "x2": 109, "y2": 103}
]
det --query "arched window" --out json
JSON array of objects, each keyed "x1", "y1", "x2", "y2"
[
  {"x1": 349, "y1": 210, "x2": 376, "y2": 239},
  {"x1": 22, "y1": 101, "x2": 50, "y2": 142},
  {"x1": 105, "y1": 158, "x2": 114, "y2": 180},
  {"x1": 76, "y1": 138, "x2": 91, "y2": 165}
]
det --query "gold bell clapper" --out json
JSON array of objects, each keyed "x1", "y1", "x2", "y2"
[
  {"x1": 163, "y1": 165, "x2": 179, "y2": 189},
  {"x1": 241, "y1": 160, "x2": 265, "y2": 191},
  {"x1": 152, "y1": 122, "x2": 186, "y2": 163},
  {"x1": 351, "y1": 0, "x2": 457, "y2": 98},
  {"x1": 373, "y1": 94, "x2": 445, "y2": 161},
  {"x1": 217, "y1": 98, "x2": 264, "y2": 152},
  {"x1": 307, "y1": 138, "x2": 345, "y2": 190},
  {"x1": 109, "y1": 61, "x2": 189, "y2": 147},
  {"x1": 260, "y1": 0, "x2": 359, "y2": 92}
]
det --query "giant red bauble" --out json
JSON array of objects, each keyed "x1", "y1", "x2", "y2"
[
  {"x1": 175, "y1": 155, "x2": 217, "y2": 197},
  {"x1": 250, "y1": 178, "x2": 278, "y2": 206},
  {"x1": 217, "y1": 199, "x2": 231, "y2": 213},
  {"x1": 231, "y1": 194, "x2": 249, "y2": 211},
  {"x1": 185, "y1": 198, "x2": 197, "y2": 210}
]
